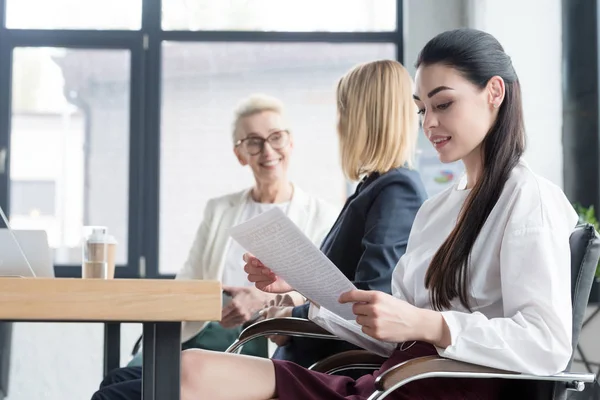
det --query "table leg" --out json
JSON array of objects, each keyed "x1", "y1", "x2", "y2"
[
  {"x1": 103, "y1": 322, "x2": 121, "y2": 376},
  {"x1": 142, "y1": 323, "x2": 156, "y2": 400},
  {"x1": 142, "y1": 322, "x2": 181, "y2": 400}
]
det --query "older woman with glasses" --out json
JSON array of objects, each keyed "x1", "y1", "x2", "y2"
[{"x1": 91, "y1": 94, "x2": 339, "y2": 400}]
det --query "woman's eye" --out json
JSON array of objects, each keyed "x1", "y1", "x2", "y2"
[
  {"x1": 436, "y1": 101, "x2": 453, "y2": 111},
  {"x1": 417, "y1": 109, "x2": 425, "y2": 115}
]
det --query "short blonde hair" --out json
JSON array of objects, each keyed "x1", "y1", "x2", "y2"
[
  {"x1": 336, "y1": 60, "x2": 417, "y2": 181},
  {"x1": 232, "y1": 94, "x2": 286, "y2": 143}
]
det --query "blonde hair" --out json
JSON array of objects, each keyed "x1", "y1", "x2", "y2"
[
  {"x1": 232, "y1": 94, "x2": 286, "y2": 143},
  {"x1": 336, "y1": 60, "x2": 417, "y2": 181}
]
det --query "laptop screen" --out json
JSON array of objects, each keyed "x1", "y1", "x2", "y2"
[{"x1": 0, "y1": 204, "x2": 38, "y2": 277}]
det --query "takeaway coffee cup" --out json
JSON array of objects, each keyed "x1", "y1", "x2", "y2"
[{"x1": 82, "y1": 226, "x2": 116, "y2": 279}]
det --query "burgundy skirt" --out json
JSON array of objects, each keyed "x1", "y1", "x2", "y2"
[{"x1": 272, "y1": 341, "x2": 501, "y2": 400}]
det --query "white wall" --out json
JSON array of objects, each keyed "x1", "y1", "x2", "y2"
[
  {"x1": 405, "y1": 0, "x2": 564, "y2": 189},
  {"x1": 469, "y1": 0, "x2": 564, "y2": 187},
  {"x1": 403, "y1": 0, "x2": 467, "y2": 76}
]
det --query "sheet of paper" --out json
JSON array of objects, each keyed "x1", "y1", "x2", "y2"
[
  {"x1": 229, "y1": 207, "x2": 357, "y2": 320},
  {"x1": 309, "y1": 304, "x2": 396, "y2": 357}
]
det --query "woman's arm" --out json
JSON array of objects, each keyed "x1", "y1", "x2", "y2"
[{"x1": 437, "y1": 226, "x2": 573, "y2": 375}]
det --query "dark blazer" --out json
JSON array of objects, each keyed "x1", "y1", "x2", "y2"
[{"x1": 273, "y1": 166, "x2": 427, "y2": 368}]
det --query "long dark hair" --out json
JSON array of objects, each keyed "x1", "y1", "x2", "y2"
[{"x1": 418, "y1": 29, "x2": 526, "y2": 310}]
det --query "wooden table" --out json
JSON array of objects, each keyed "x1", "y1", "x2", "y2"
[{"x1": 0, "y1": 278, "x2": 221, "y2": 400}]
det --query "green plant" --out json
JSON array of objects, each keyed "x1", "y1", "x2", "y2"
[{"x1": 574, "y1": 204, "x2": 600, "y2": 278}]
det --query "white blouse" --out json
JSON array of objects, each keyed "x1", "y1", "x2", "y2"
[
  {"x1": 222, "y1": 198, "x2": 290, "y2": 288},
  {"x1": 392, "y1": 160, "x2": 578, "y2": 375}
]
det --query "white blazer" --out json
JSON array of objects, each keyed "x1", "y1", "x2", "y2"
[{"x1": 177, "y1": 185, "x2": 339, "y2": 342}]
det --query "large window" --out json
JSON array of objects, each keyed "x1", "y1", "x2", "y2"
[
  {"x1": 162, "y1": 0, "x2": 396, "y2": 31},
  {"x1": 0, "y1": 0, "x2": 403, "y2": 278},
  {"x1": 9, "y1": 47, "x2": 131, "y2": 266}
]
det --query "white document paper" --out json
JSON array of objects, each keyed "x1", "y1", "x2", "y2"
[
  {"x1": 309, "y1": 304, "x2": 396, "y2": 357},
  {"x1": 229, "y1": 207, "x2": 357, "y2": 320},
  {"x1": 230, "y1": 208, "x2": 397, "y2": 356}
]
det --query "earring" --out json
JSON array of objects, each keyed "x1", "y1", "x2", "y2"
[{"x1": 492, "y1": 103, "x2": 499, "y2": 109}]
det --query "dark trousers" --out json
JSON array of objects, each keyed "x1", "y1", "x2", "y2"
[{"x1": 91, "y1": 367, "x2": 142, "y2": 400}]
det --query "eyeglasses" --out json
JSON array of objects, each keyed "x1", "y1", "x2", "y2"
[{"x1": 235, "y1": 130, "x2": 290, "y2": 156}]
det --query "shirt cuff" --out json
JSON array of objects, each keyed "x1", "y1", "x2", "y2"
[
  {"x1": 434, "y1": 311, "x2": 462, "y2": 357},
  {"x1": 291, "y1": 303, "x2": 310, "y2": 319},
  {"x1": 307, "y1": 302, "x2": 320, "y2": 320}
]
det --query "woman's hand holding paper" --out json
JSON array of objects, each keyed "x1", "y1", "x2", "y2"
[
  {"x1": 339, "y1": 290, "x2": 450, "y2": 348},
  {"x1": 243, "y1": 253, "x2": 294, "y2": 294}
]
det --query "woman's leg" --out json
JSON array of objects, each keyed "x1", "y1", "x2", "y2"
[{"x1": 181, "y1": 349, "x2": 277, "y2": 400}]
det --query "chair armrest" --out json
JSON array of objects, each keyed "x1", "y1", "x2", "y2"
[
  {"x1": 225, "y1": 317, "x2": 340, "y2": 354},
  {"x1": 375, "y1": 356, "x2": 595, "y2": 394},
  {"x1": 309, "y1": 350, "x2": 387, "y2": 374},
  {"x1": 131, "y1": 334, "x2": 142, "y2": 356}
]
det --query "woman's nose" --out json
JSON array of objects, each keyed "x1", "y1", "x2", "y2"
[
  {"x1": 260, "y1": 141, "x2": 276, "y2": 155},
  {"x1": 422, "y1": 111, "x2": 439, "y2": 131}
]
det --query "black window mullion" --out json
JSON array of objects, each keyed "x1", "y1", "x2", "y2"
[
  {"x1": 3, "y1": 29, "x2": 141, "y2": 48},
  {"x1": 140, "y1": 0, "x2": 162, "y2": 279},
  {"x1": 396, "y1": 0, "x2": 404, "y2": 64},
  {"x1": 0, "y1": 0, "x2": 5, "y2": 30},
  {"x1": 124, "y1": 35, "x2": 147, "y2": 280},
  {"x1": 0, "y1": 27, "x2": 11, "y2": 220},
  {"x1": 160, "y1": 30, "x2": 399, "y2": 43}
]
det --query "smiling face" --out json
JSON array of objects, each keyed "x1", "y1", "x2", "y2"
[
  {"x1": 233, "y1": 110, "x2": 293, "y2": 185},
  {"x1": 413, "y1": 64, "x2": 504, "y2": 168}
]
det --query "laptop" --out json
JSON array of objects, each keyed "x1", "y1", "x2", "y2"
[
  {"x1": 0, "y1": 204, "x2": 54, "y2": 278},
  {"x1": 0, "y1": 229, "x2": 54, "y2": 278}
]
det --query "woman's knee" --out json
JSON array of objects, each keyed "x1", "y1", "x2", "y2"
[
  {"x1": 180, "y1": 349, "x2": 209, "y2": 395},
  {"x1": 181, "y1": 349, "x2": 277, "y2": 400}
]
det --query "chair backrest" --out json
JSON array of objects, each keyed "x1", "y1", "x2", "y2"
[
  {"x1": 568, "y1": 223, "x2": 600, "y2": 369},
  {"x1": 503, "y1": 224, "x2": 600, "y2": 400}
]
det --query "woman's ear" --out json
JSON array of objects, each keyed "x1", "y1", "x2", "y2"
[
  {"x1": 234, "y1": 146, "x2": 248, "y2": 166},
  {"x1": 487, "y1": 75, "x2": 506, "y2": 109}
]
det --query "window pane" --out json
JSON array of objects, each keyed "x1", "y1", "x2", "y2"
[
  {"x1": 11, "y1": 181, "x2": 56, "y2": 216},
  {"x1": 10, "y1": 48, "x2": 130, "y2": 266},
  {"x1": 162, "y1": 0, "x2": 396, "y2": 31},
  {"x1": 6, "y1": 0, "x2": 142, "y2": 30},
  {"x1": 159, "y1": 42, "x2": 396, "y2": 274}
]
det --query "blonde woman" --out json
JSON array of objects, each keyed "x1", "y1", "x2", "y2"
[
  {"x1": 92, "y1": 94, "x2": 339, "y2": 400},
  {"x1": 178, "y1": 60, "x2": 428, "y2": 399}
]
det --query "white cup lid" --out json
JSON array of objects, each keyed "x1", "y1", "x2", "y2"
[{"x1": 86, "y1": 233, "x2": 117, "y2": 245}]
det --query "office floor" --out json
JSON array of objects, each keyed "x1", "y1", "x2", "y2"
[{"x1": 571, "y1": 383, "x2": 600, "y2": 399}]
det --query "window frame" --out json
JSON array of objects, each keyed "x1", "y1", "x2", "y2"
[{"x1": 0, "y1": 0, "x2": 404, "y2": 279}]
